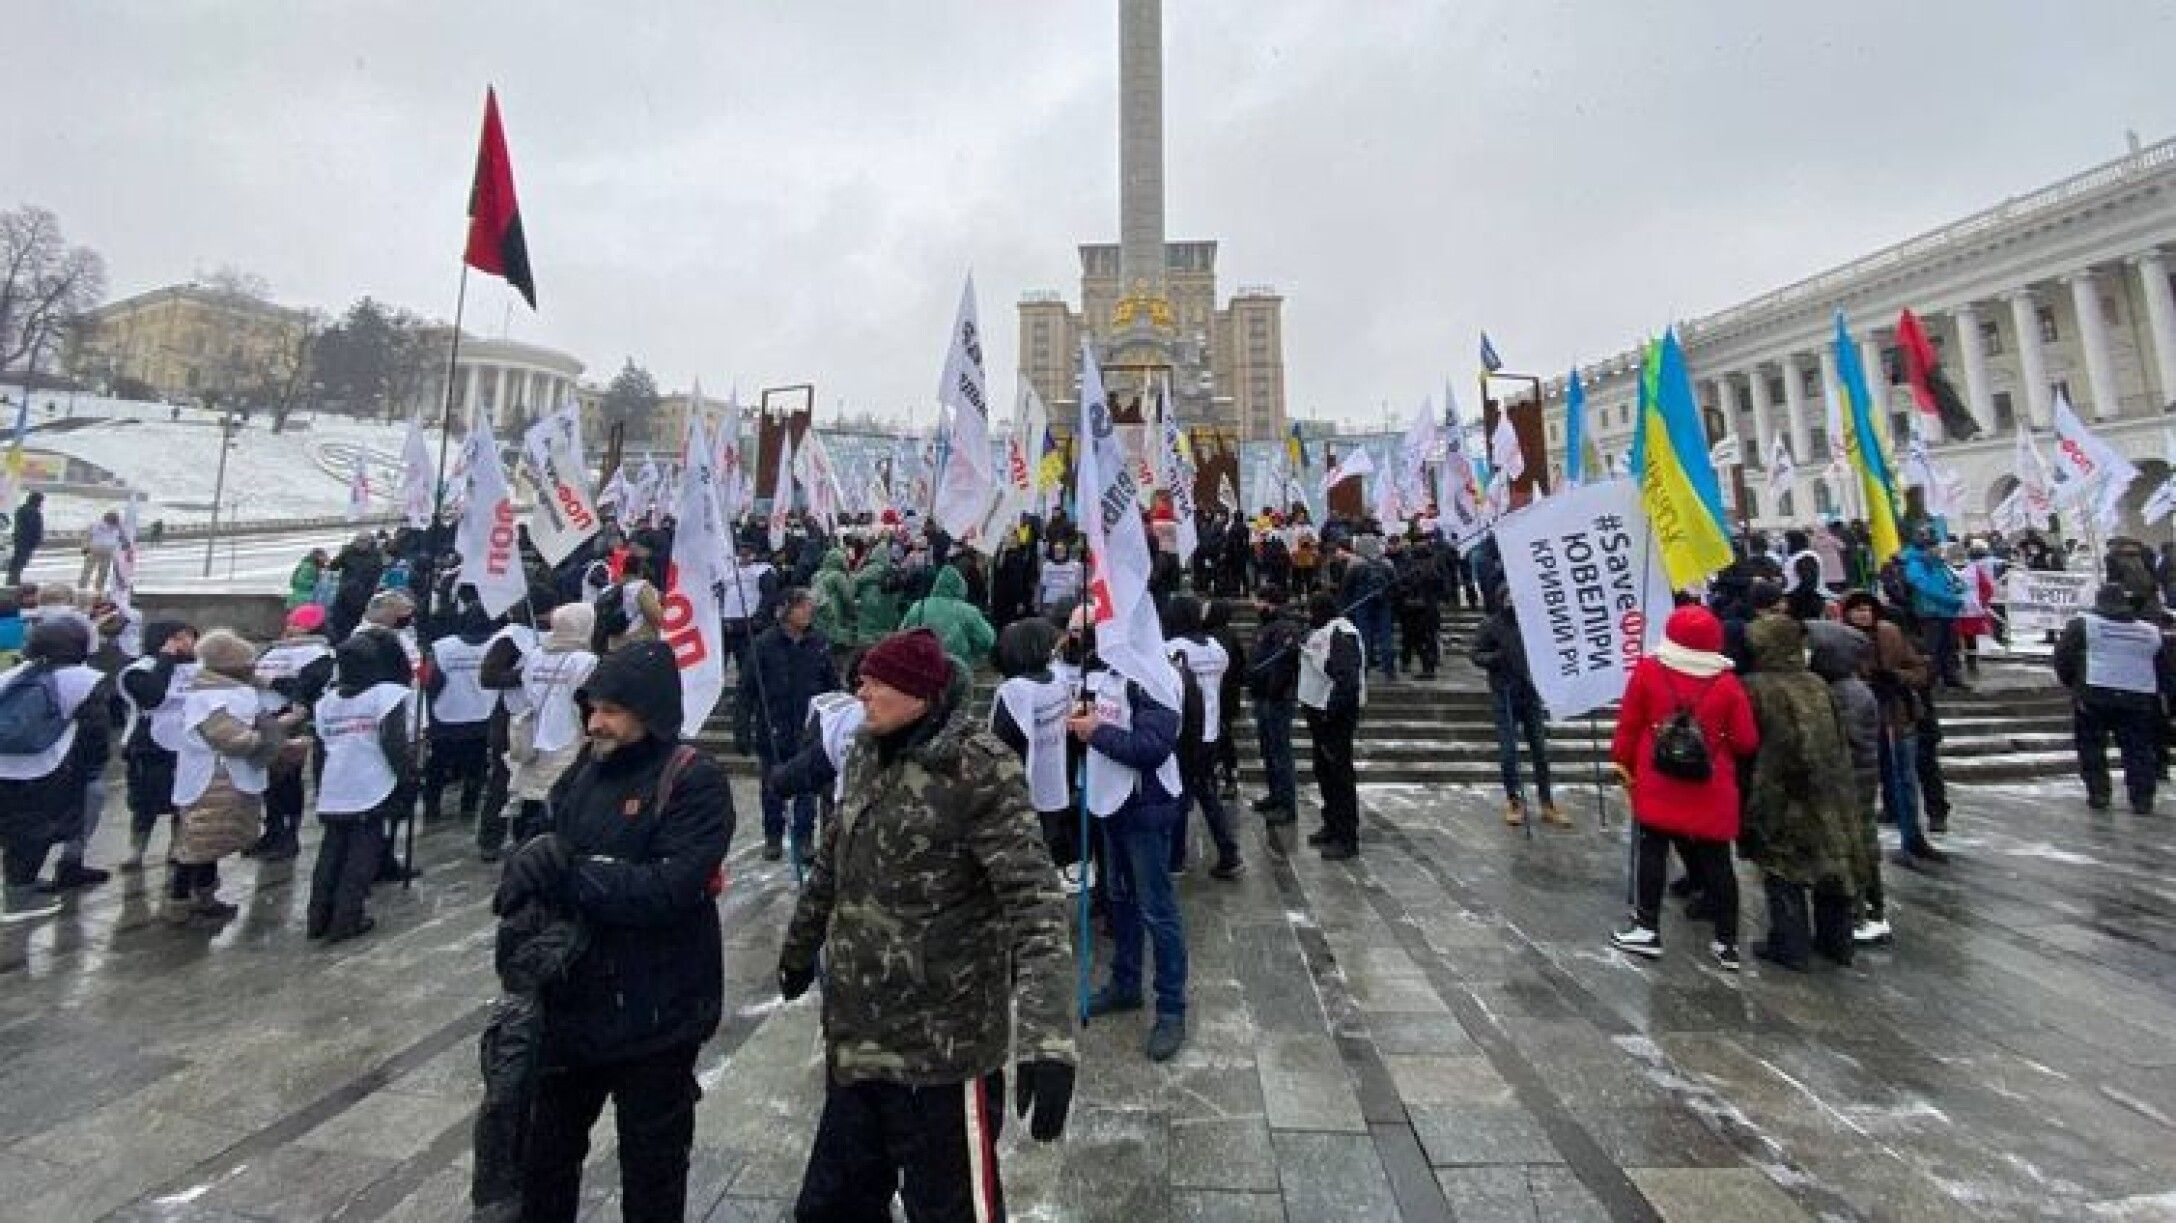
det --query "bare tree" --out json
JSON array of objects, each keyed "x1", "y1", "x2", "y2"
[
  {"x1": 260, "y1": 308, "x2": 323, "y2": 432},
  {"x1": 195, "y1": 263, "x2": 272, "y2": 302},
  {"x1": 0, "y1": 205, "x2": 107, "y2": 375}
]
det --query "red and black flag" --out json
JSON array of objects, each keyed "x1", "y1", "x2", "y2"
[
  {"x1": 464, "y1": 87, "x2": 535, "y2": 307},
  {"x1": 1895, "y1": 308, "x2": 1977, "y2": 439}
]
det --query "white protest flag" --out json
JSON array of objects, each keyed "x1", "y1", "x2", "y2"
[
  {"x1": 552, "y1": 402, "x2": 588, "y2": 489},
  {"x1": 597, "y1": 467, "x2": 628, "y2": 511},
  {"x1": 2013, "y1": 423, "x2": 2057, "y2": 520},
  {"x1": 981, "y1": 376, "x2": 1045, "y2": 542},
  {"x1": 624, "y1": 456, "x2": 662, "y2": 525},
  {"x1": 521, "y1": 412, "x2": 602, "y2": 565},
  {"x1": 2049, "y1": 387, "x2": 2140, "y2": 509},
  {"x1": 931, "y1": 273, "x2": 995, "y2": 548},
  {"x1": 1156, "y1": 390, "x2": 1199, "y2": 565},
  {"x1": 1898, "y1": 422, "x2": 1946, "y2": 515},
  {"x1": 1435, "y1": 390, "x2": 1487, "y2": 544},
  {"x1": 1708, "y1": 436, "x2": 1739, "y2": 472},
  {"x1": 346, "y1": 453, "x2": 372, "y2": 522},
  {"x1": 793, "y1": 427, "x2": 843, "y2": 534},
  {"x1": 1762, "y1": 436, "x2": 1797, "y2": 509},
  {"x1": 454, "y1": 414, "x2": 528, "y2": 617},
  {"x1": 1990, "y1": 486, "x2": 2032, "y2": 534},
  {"x1": 714, "y1": 390, "x2": 748, "y2": 524},
  {"x1": 768, "y1": 433, "x2": 795, "y2": 551},
  {"x1": 1076, "y1": 341, "x2": 1181, "y2": 709},
  {"x1": 1490, "y1": 412, "x2": 1526, "y2": 483},
  {"x1": 1399, "y1": 396, "x2": 1439, "y2": 512},
  {"x1": 2144, "y1": 430, "x2": 2176, "y2": 526},
  {"x1": 1321, "y1": 444, "x2": 1373, "y2": 497},
  {"x1": 665, "y1": 412, "x2": 727, "y2": 737},
  {"x1": 1495, "y1": 478, "x2": 1673, "y2": 720},
  {"x1": 1372, "y1": 447, "x2": 1405, "y2": 526},
  {"x1": 401, "y1": 417, "x2": 436, "y2": 528}
]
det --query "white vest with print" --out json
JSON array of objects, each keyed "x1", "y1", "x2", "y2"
[
  {"x1": 120, "y1": 657, "x2": 199, "y2": 752},
  {"x1": 174, "y1": 684, "x2": 270, "y2": 805},
  {"x1": 1298, "y1": 618, "x2": 1366, "y2": 711},
  {"x1": 521, "y1": 649, "x2": 599, "y2": 755},
  {"x1": 427, "y1": 636, "x2": 495, "y2": 724},
  {"x1": 1166, "y1": 636, "x2": 1229, "y2": 741},
  {"x1": 0, "y1": 662, "x2": 104, "y2": 781},
  {"x1": 2084, "y1": 613, "x2": 2161, "y2": 695},
  {"x1": 993, "y1": 672, "x2": 1076, "y2": 812},
  {"x1": 1082, "y1": 668, "x2": 1183, "y2": 817},
  {"x1": 314, "y1": 684, "x2": 411, "y2": 814}
]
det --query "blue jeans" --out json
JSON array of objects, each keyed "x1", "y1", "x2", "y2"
[
  {"x1": 1357, "y1": 602, "x2": 1396, "y2": 680},
  {"x1": 1492, "y1": 690, "x2": 1552, "y2": 805},
  {"x1": 1103, "y1": 800, "x2": 1187, "y2": 1018},
  {"x1": 759, "y1": 747, "x2": 816, "y2": 854},
  {"x1": 1878, "y1": 728, "x2": 1922, "y2": 847},
  {"x1": 1254, "y1": 698, "x2": 1298, "y2": 809}
]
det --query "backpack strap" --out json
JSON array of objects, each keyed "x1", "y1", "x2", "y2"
[{"x1": 654, "y1": 743, "x2": 700, "y2": 814}]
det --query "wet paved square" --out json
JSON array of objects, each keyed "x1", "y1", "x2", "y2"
[{"x1": 5, "y1": 768, "x2": 2174, "y2": 1220}]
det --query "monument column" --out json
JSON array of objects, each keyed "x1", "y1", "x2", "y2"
[
  {"x1": 2006, "y1": 288, "x2": 2052, "y2": 427},
  {"x1": 1746, "y1": 361, "x2": 1777, "y2": 469},
  {"x1": 1118, "y1": 0, "x2": 1165, "y2": 296},
  {"x1": 1780, "y1": 352, "x2": 1814, "y2": 464},
  {"x1": 2066, "y1": 268, "x2": 2122, "y2": 420},
  {"x1": 2131, "y1": 249, "x2": 2176, "y2": 408},
  {"x1": 1950, "y1": 303, "x2": 1996, "y2": 433}
]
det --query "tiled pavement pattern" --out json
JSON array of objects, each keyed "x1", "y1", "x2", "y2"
[{"x1": 4, "y1": 770, "x2": 2175, "y2": 1220}]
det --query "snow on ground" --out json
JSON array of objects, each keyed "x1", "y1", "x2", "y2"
[{"x1": 3, "y1": 387, "x2": 416, "y2": 532}]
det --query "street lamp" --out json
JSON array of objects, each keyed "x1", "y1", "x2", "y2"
[{"x1": 201, "y1": 409, "x2": 239, "y2": 577}]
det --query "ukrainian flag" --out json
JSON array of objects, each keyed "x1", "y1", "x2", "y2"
[
  {"x1": 1832, "y1": 311, "x2": 1903, "y2": 563},
  {"x1": 1035, "y1": 425, "x2": 1064, "y2": 491},
  {"x1": 1285, "y1": 423, "x2": 1308, "y2": 474},
  {"x1": 1631, "y1": 330, "x2": 1734, "y2": 589}
]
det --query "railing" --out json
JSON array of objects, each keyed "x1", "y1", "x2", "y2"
[
  {"x1": 39, "y1": 512, "x2": 399, "y2": 549},
  {"x1": 1684, "y1": 138, "x2": 2176, "y2": 342}
]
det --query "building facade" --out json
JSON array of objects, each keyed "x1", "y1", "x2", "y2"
[
  {"x1": 1539, "y1": 137, "x2": 2176, "y2": 535},
  {"x1": 1017, "y1": 0, "x2": 1288, "y2": 442},
  {"x1": 414, "y1": 333, "x2": 585, "y2": 434},
  {"x1": 67, "y1": 284, "x2": 313, "y2": 404}
]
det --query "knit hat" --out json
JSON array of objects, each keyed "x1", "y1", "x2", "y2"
[
  {"x1": 194, "y1": 628, "x2": 258, "y2": 678},
  {"x1": 286, "y1": 604, "x2": 327, "y2": 633},
  {"x1": 1663, "y1": 605, "x2": 1724, "y2": 654},
  {"x1": 860, "y1": 628, "x2": 951, "y2": 702}
]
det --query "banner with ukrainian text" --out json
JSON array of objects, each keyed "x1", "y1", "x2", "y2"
[{"x1": 1495, "y1": 478, "x2": 1672, "y2": 720}]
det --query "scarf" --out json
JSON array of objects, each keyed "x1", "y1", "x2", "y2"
[{"x1": 1657, "y1": 638, "x2": 1733, "y2": 679}]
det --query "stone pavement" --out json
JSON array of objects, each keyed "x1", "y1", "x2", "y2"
[{"x1": 4, "y1": 767, "x2": 2175, "y2": 1221}]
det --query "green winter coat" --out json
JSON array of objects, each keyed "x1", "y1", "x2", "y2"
[
  {"x1": 288, "y1": 556, "x2": 321, "y2": 610},
  {"x1": 1740, "y1": 615, "x2": 1864, "y2": 892},
  {"x1": 812, "y1": 549, "x2": 856, "y2": 645},
  {"x1": 852, "y1": 551, "x2": 903, "y2": 647},
  {"x1": 778, "y1": 660, "x2": 1077, "y2": 1085},
  {"x1": 899, "y1": 565, "x2": 995, "y2": 667}
]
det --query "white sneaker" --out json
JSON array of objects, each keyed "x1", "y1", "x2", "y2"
[
  {"x1": 1852, "y1": 917, "x2": 1893, "y2": 946},
  {"x1": 1609, "y1": 924, "x2": 1662, "y2": 959},
  {"x1": 1058, "y1": 863, "x2": 1083, "y2": 896},
  {"x1": 1, "y1": 896, "x2": 62, "y2": 925}
]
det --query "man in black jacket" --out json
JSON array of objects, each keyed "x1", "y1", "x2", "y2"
[
  {"x1": 1392, "y1": 536, "x2": 1447, "y2": 680},
  {"x1": 496, "y1": 639, "x2": 735, "y2": 1223},
  {"x1": 738, "y1": 588, "x2": 839, "y2": 862},
  {"x1": 1247, "y1": 585, "x2": 1305, "y2": 825},
  {"x1": 1469, "y1": 583, "x2": 1564, "y2": 829},
  {"x1": 6, "y1": 490, "x2": 43, "y2": 585}
]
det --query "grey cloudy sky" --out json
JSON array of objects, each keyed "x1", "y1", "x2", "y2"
[{"x1": 13, "y1": 1, "x2": 2176, "y2": 427}]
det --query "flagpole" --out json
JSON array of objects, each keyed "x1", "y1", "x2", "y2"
[{"x1": 403, "y1": 261, "x2": 471, "y2": 890}]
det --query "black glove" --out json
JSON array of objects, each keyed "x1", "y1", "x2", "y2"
[
  {"x1": 1013, "y1": 1058, "x2": 1076, "y2": 1142},
  {"x1": 494, "y1": 832, "x2": 570, "y2": 913},
  {"x1": 778, "y1": 956, "x2": 817, "y2": 1002}
]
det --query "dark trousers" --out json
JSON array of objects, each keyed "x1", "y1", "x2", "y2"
[
  {"x1": 1920, "y1": 617, "x2": 1959, "y2": 686},
  {"x1": 522, "y1": 1043, "x2": 701, "y2": 1223},
  {"x1": 1305, "y1": 706, "x2": 1359, "y2": 848},
  {"x1": 170, "y1": 860, "x2": 219, "y2": 901},
  {"x1": 1254, "y1": 698, "x2": 1298, "y2": 810},
  {"x1": 795, "y1": 1070, "x2": 1006, "y2": 1223},
  {"x1": 1036, "y1": 806, "x2": 1081, "y2": 870},
  {"x1": 1491, "y1": 690, "x2": 1553, "y2": 806},
  {"x1": 125, "y1": 750, "x2": 177, "y2": 844},
  {"x1": 5, "y1": 545, "x2": 32, "y2": 586},
  {"x1": 1632, "y1": 827, "x2": 1738, "y2": 945},
  {"x1": 2076, "y1": 698, "x2": 2161, "y2": 810},
  {"x1": 1215, "y1": 719, "x2": 1239, "y2": 789},
  {"x1": 1171, "y1": 752, "x2": 1240, "y2": 871},
  {"x1": 759, "y1": 747, "x2": 818, "y2": 852},
  {"x1": 1398, "y1": 605, "x2": 1441, "y2": 675},
  {"x1": 422, "y1": 733, "x2": 488, "y2": 819},
  {"x1": 477, "y1": 710, "x2": 513, "y2": 853},
  {"x1": 2, "y1": 813, "x2": 50, "y2": 889},
  {"x1": 307, "y1": 816, "x2": 383, "y2": 937},
  {"x1": 262, "y1": 764, "x2": 305, "y2": 850},
  {"x1": 1916, "y1": 695, "x2": 1950, "y2": 824},
  {"x1": 1356, "y1": 602, "x2": 1396, "y2": 681}
]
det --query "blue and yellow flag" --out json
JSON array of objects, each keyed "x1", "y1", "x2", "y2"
[
  {"x1": 1284, "y1": 422, "x2": 1308, "y2": 473},
  {"x1": 1035, "y1": 425, "x2": 1064, "y2": 491},
  {"x1": 1833, "y1": 311, "x2": 1903, "y2": 564},
  {"x1": 1630, "y1": 330, "x2": 1734, "y2": 589},
  {"x1": 1564, "y1": 369, "x2": 1588, "y2": 486}
]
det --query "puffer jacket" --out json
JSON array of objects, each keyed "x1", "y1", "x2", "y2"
[
  {"x1": 811, "y1": 549, "x2": 856, "y2": 645},
  {"x1": 174, "y1": 671, "x2": 289, "y2": 864},
  {"x1": 1806, "y1": 620, "x2": 1880, "y2": 810},
  {"x1": 777, "y1": 661, "x2": 1076, "y2": 1086},
  {"x1": 852, "y1": 552, "x2": 904, "y2": 647},
  {"x1": 899, "y1": 564, "x2": 996, "y2": 667},
  {"x1": 1740, "y1": 616, "x2": 1864, "y2": 890}
]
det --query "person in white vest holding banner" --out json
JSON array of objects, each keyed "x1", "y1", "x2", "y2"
[
  {"x1": 2054, "y1": 582, "x2": 2176, "y2": 815},
  {"x1": 308, "y1": 636, "x2": 416, "y2": 941},
  {"x1": 1298, "y1": 591, "x2": 1366, "y2": 859}
]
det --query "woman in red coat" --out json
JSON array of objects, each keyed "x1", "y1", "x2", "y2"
[{"x1": 1608, "y1": 604, "x2": 1759, "y2": 970}]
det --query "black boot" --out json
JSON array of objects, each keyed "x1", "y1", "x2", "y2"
[
  {"x1": 1811, "y1": 887, "x2": 1855, "y2": 966},
  {"x1": 1753, "y1": 878, "x2": 1810, "y2": 970}
]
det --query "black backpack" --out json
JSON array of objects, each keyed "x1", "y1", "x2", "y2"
[
  {"x1": 1650, "y1": 680, "x2": 1715, "y2": 782},
  {"x1": 0, "y1": 664, "x2": 70, "y2": 756},
  {"x1": 592, "y1": 582, "x2": 631, "y2": 649}
]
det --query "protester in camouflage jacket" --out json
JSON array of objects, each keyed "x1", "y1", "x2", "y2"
[{"x1": 780, "y1": 628, "x2": 1076, "y2": 1219}]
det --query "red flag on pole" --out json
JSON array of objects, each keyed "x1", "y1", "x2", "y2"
[
  {"x1": 1895, "y1": 308, "x2": 1978, "y2": 439},
  {"x1": 464, "y1": 87, "x2": 535, "y2": 307}
]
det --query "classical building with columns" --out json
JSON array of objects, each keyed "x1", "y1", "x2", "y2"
[
  {"x1": 416, "y1": 332, "x2": 585, "y2": 434},
  {"x1": 1539, "y1": 136, "x2": 2176, "y2": 535}
]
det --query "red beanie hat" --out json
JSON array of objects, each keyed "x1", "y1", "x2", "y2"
[
  {"x1": 1664, "y1": 605, "x2": 1724, "y2": 654},
  {"x1": 286, "y1": 604, "x2": 327, "y2": 633},
  {"x1": 859, "y1": 628, "x2": 951, "y2": 702}
]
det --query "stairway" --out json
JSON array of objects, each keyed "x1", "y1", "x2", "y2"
[{"x1": 694, "y1": 604, "x2": 2078, "y2": 787}]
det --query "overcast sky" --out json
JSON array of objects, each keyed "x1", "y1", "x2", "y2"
[{"x1": 13, "y1": 1, "x2": 2176, "y2": 427}]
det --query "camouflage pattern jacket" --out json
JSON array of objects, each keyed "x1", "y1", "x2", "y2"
[{"x1": 778, "y1": 666, "x2": 1077, "y2": 1085}]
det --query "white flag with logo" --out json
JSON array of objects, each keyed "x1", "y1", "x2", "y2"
[
  {"x1": 714, "y1": 391, "x2": 748, "y2": 524},
  {"x1": 1077, "y1": 341, "x2": 1180, "y2": 710},
  {"x1": 2049, "y1": 388, "x2": 2139, "y2": 508},
  {"x1": 1762, "y1": 436, "x2": 1796, "y2": 509},
  {"x1": 1490, "y1": 412, "x2": 1526, "y2": 484},
  {"x1": 1495, "y1": 478, "x2": 1672, "y2": 720},
  {"x1": 793, "y1": 427, "x2": 843, "y2": 534},
  {"x1": 401, "y1": 417, "x2": 436, "y2": 528},
  {"x1": 666, "y1": 413, "x2": 727, "y2": 737},
  {"x1": 768, "y1": 434, "x2": 795, "y2": 551},
  {"x1": 522, "y1": 413, "x2": 602, "y2": 565},
  {"x1": 1156, "y1": 392, "x2": 1199, "y2": 565},
  {"x1": 931, "y1": 274, "x2": 995, "y2": 548},
  {"x1": 454, "y1": 415, "x2": 527, "y2": 617},
  {"x1": 1322, "y1": 444, "x2": 1374, "y2": 497},
  {"x1": 623, "y1": 457, "x2": 662, "y2": 525},
  {"x1": 346, "y1": 454, "x2": 372, "y2": 523}
]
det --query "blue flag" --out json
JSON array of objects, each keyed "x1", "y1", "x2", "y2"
[
  {"x1": 1480, "y1": 332, "x2": 1504, "y2": 374},
  {"x1": 1564, "y1": 369, "x2": 1587, "y2": 486}
]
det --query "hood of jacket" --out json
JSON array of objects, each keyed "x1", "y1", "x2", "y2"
[
  {"x1": 929, "y1": 564, "x2": 968, "y2": 602},
  {"x1": 820, "y1": 548, "x2": 847, "y2": 575},
  {"x1": 578, "y1": 640, "x2": 684, "y2": 742},
  {"x1": 141, "y1": 619, "x2": 190, "y2": 657},
  {"x1": 1804, "y1": 619, "x2": 1869, "y2": 682},
  {"x1": 2093, "y1": 581, "x2": 2138, "y2": 619},
  {"x1": 335, "y1": 636, "x2": 399, "y2": 697},
  {"x1": 1746, "y1": 613, "x2": 1809, "y2": 673}
]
